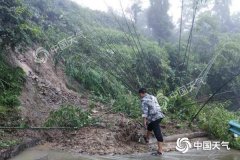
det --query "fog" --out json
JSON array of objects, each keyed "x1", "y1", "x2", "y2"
[{"x1": 72, "y1": 0, "x2": 240, "y2": 23}]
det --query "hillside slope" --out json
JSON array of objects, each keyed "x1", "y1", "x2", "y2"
[
  {"x1": 12, "y1": 49, "x2": 88, "y2": 126},
  {"x1": 1, "y1": 0, "x2": 239, "y2": 156},
  {"x1": 2, "y1": 46, "x2": 199, "y2": 155}
]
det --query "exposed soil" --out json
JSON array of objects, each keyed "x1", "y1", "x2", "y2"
[
  {"x1": 1, "y1": 49, "x2": 203, "y2": 156},
  {"x1": 10, "y1": 49, "x2": 89, "y2": 126}
]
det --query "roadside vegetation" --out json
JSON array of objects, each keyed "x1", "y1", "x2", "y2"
[{"x1": 44, "y1": 105, "x2": 96, "y2": 128}]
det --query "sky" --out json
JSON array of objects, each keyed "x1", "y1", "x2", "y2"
[{"x1": 71, "y1": 0, "x2": 240, "y2": 23}]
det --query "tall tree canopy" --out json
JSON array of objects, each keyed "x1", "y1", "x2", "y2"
[
  {"x1": 130, "y1": 0, "x2": 142, "y2": 24},
  {"x1": 147, "y1": 0, "x2": 173, "y2": 42},
  {"x1": 213, "y1": 0, "x2": 232, "y2": 31}
]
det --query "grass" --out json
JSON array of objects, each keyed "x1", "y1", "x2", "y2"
[
  {"x1": 0, "y1": 140, "x2": 20, "y2": 149},
  {"x1": 0, "y1": 130, "x2": 21, "y2": 150},
  {"x1": 44, "y1": 104, "x2": 96, "y2": 128}
]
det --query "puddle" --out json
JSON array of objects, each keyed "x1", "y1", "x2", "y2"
[{"x1": 10, "y1": 145, "x2": 240, "y2": 160}]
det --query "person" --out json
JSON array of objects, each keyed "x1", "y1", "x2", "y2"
[{"x1": 139, "y1": 88, "x2": 165, "y2": 156}]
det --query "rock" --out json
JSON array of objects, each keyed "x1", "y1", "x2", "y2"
[
  {"x1": 91, "y1": 109, "x2": 98, "y2": 114},
  {"x1": 95, "y1": 122, "x2": 107, "y2": 128},
  {"x1": 56, "y1": 87, "x2": 61, "y2": 93},
  {"x1": 138, "y1": 136, "x2": 146, "y2": 144}
]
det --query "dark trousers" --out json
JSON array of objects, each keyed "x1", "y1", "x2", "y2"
[{"x1": 147, "y1": 118, "x2": 163, "y2": 142}]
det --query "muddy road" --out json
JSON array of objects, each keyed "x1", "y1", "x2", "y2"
[{"x1": 10, "y1": 145, "x2": 240, "y2": 160}]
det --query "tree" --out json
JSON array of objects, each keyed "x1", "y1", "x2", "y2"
[
  {"x1": 147, "y1": 0, "x2": 173, "y2": 42},
  {"x1": 231, "y1": 13, "x2": 240, "y2": 33},
  {"x1": 207, "y1": 35, "x2": 240, "y2": 109},
  {"x1": 192, "y1": 11, "x2": 220, "y2": 63},
  {"x1": 130, "y1": 0, "x2": 142, "y2": 24},
  {"x1": 213, "y1": 0, "x2": 232, "y2": 31}
]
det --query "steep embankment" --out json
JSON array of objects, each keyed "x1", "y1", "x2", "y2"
[{"x1": 12, "y1": 49, "x2": 88, "y2": 126}]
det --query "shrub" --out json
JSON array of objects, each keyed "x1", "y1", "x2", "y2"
[
  {"x1": 0, "y1": 93, "x2": 20, "y2": 107},
  {"x1": 0, "y1": 56, "x2": 25, "y2": 107},
  {"x1": 198, "y1": 103, "x2": 240, "y2": 149},
  {"x1": 112, "y1": 93, "x2": 141, "y2": 119},
  {"x1": 167, "y1": 96, "x2": 198, "y2": 121},
  {"x1": 0, "y1": 106, "x2": 21, "y2": 127},
  {"x1": 0, "y1": 139, "x2": 20, "y2": 149},
  {"x1": 44, "y1": 105, "x2": 95, "y2": 128}
]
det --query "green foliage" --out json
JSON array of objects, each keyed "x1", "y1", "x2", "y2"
[
  {"x1": 0, "y1": 56, "x2": 25, "y2": 107},
  {"x1": 112, "y1": 93, "x2": 141, "y2": 119},
  {"x1": 0, "y1": 139, "x2": 20, "y2": 149},
  {"x1": 198, "y1": 103, "x2": 240, "y2": 149},
  {"x1": 60, "y1": 24, "x2": 171, "y2": 97},
  {"x1": 0, "y1": 94, "x2": 20, "y2": 107},
  {"x1": 0, "y1": 0, "x2": 40, "y2": 49},
  {"x1": 231, "y1": 13, "x2": 240, "y2": 32},
  {"x1": 156, "y1": 92, "x2": 169, "y2": 112},
  {"x1": 167, "y1": 96, "x2": 198, "y2": 121},
  {"x1": 0, "y1": 54, "x2": 24, "y2": 126},
  {"x1": 206, "y1": 34, "x2": 240, "y2": 109},
  {"x1": 147, "y1": 0, "x2": 173, "y2": 42},
  {"x1": 0, "y1": 106, "x2": 21, "y2": 127},
  {"x1": 0, "y1": 131, "x2": 20, "y2": 149},
  {"x1": 17, "y1": 0, "x2": 172, "y2": 98},
  {"x1": 44, "y1": 105, "x2": 96, "y2": 128},
  {"x1": 65, "y1": 54, "x2": 126, "y2": 98},
  {"x1": 213, "y1": 0, "x2": 232, "y2": 32},
  {"x1": 168, "y1": 98, "x2": 240, "y2": 149},
  {"x1": 193, "y1": 12, "x2": 220, "y2": 63}
]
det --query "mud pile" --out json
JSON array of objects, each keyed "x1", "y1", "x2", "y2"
[
  {"x1": 40, "y1": 112, "x2": 148, "y2": 155},
  {"x1": 11, "y1": 50, "x2": 89, "y2": 126}
]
